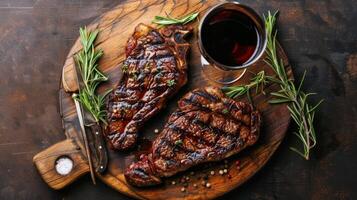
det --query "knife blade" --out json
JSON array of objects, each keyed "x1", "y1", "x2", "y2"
[{"x1": 72, "y1": 94, "x2": 96, "y2": 184}]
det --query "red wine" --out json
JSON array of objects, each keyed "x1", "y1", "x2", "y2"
[{"x1": 201, "y1": 10, "x2": 258, "y2": 67}]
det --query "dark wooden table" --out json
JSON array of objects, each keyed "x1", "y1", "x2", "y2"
[{"x1": 0, "y1": 0, "x2": 356, "y2": 199}]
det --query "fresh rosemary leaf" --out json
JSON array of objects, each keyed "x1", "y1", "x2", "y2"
[
  {"x1": 309, "y1": 99, "x2": 324, "y2": 113},
  {"x1": 222, "y1": 71, "x2": 268, "y2": 100},
  {"x1": 268, "y1": 98, "x2": 292, "y2": 104},
  {"x1": 152, "y1": 12, "x2": 199, "y2": 26},
  {"x1": 74, "y1": 27, "x2": 111, "y2": 125},
  {"x1": 180, "y1": 12, "x2": 199, "y2": 24},
  {"x1": 289, "y1": 147, "x2": 306, "y2": 158},
  {"x1": 270, "y1": 92, "x2": 289, "y2": 99},
  {"x1": 265, "y1": 11, "x2": 324, "y2": 160}
]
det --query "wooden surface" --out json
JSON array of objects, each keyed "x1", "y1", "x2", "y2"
[
  {"x1": 33, "y1": 139, "x2": 90, "y2": 190},
  {"x1": 34, "y1": 0, "x2": 294, "y2": 199},
  {"x1": 0, "y1": 0, "x2": 357, "y2": 199}
]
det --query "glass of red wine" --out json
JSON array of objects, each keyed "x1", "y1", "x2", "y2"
[{"x1": 198, "y1": 2, "x2": 267, "y2": 84}]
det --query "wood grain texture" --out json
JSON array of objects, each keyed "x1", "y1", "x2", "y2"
[
  {"x1": 34, "y1": 0, "x2": 293, "y2": 199},
  {"x1": 2, "y1": 0, "x2": 357, "y2": 200},
  {"x1": 33, "y1": 139, "x2": 89, "y2": 190}
]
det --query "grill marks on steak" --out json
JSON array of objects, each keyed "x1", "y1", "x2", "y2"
[
  {"x1": 124, "y1": 87, "x2": 261, "y2": 187},
  {"x1": 106, "y1": 24, "x2": 191, "y2": 150}
]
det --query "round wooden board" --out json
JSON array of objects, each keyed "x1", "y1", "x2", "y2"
[{"x1": 57, "y1": 0, "x2": 292, "y2": 199}]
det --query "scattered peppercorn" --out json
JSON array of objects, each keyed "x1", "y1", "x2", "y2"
[
  {"x1": 210, "y1": 170, "x2": 215, "y2": 175},
  {"x1": 201, "y1": 181, "x2": 206, "y2": 186},
  {"x1": 235, "y1": 160, "x2": 240, "y2": 166},
  {"x1": 219, "y1": 170, "x2": 224, "y2": 175},
  {"x1": 193, "y1": 183, "x2": 198, "y2": 188},
  {"x1": 181, "y1": 187, "x2": 186, "y2": 192},
  {"x1": 223, "y1": 169, "x2": 228, "y2": 174},
  {"x1": 206, "y1": 183, "x2": 211, "y2": 188},
  {"x1": 171, "y1": 181, "x2": 176, "y2": 185},
  {"x1": 154, "y1": 129, "x2": 159, "y2": 133},
  {"x1": 185, "y1": 176, "x2": 190, "y2": 181},
  {"x1": 180, "y1": 177, "x2": 186, "y2": 183},
  {"x1": 236, "y1": 160, "x2": 241, "y2": 171}
]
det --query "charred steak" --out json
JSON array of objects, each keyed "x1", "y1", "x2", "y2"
[
  {"x1": 106, "y1": 24, "x2": 191, "y2": 150},
  {"x1": 125, "y1": 87, "x2": 261, "y2": 187}
]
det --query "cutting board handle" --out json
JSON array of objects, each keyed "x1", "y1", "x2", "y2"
[{"x1": 33, "y1": 139, "x2": 89, "y2": 190}]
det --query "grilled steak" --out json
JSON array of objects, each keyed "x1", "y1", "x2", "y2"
[
  {"x1": 106, "y1": 24, "x2": 191, "y2": 150},
  {"x1": 125, "y1": 87, "x2": 261, "y2": 187}
]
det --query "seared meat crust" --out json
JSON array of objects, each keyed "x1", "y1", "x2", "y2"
[
  {"x1": 125, "y1": 87, "x2": 261, "y2": 187},
  {"x1": 106, "y1": 24, "x2": 191, "y2": 150}
]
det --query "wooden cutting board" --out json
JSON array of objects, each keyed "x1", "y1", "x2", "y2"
[{"x1": 33, "y1": 0, "x2": 293, "y2": 199}]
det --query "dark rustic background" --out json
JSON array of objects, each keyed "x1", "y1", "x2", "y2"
[{"x1": 0, "y1": 0, "x2": 356, "y2": 199}]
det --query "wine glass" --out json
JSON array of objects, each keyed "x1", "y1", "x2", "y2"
[{"x1": 198, "y1": 2, "x2": 267, "y2": 84}]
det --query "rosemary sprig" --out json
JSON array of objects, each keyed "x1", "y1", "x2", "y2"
[
  {"x1": 222, "y1": 12, "x2": 323, "y2": 160},
  {"x1": 265, "y1": 11, "x2": 323, "y2": 160},
  {"x1": 73, "y1": 27, "x2": 111, "y2": 125},
  {"x1": 222, "y1": 71, "x2": 268, "y2": 99},
  {"x1": 152, "y1": 12, "x2": 199, "y2": 26}
]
